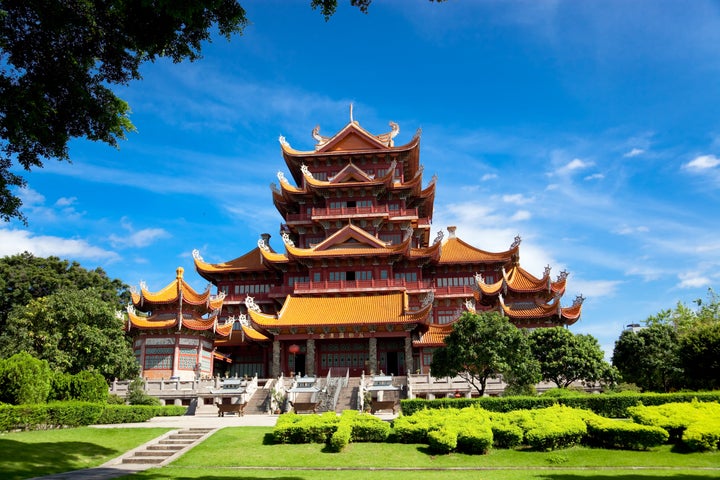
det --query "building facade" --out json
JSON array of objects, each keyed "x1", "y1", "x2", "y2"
[{"x1": 182, "y1": 115, "x2": 584, "y2": 380}]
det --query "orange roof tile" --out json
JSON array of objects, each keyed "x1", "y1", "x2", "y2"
[
  {"x1": 439, "y1": 236, "x2": 516, "y2": 264},
  {"x1": 248, "y1": 292, "x2": 431, "y2": 329},
  {"x1": 283, "y1": 225, "x2": 411, "y2": 259},
  {"x1": 194, "y1": 248, "x2": 270, "y2": 274},
  {"x1": 499, "y1": 297, "x2": 581, "y2": 326},
  {"x1": 413, "y1": 323, "x2": 454, "y2": 347}
]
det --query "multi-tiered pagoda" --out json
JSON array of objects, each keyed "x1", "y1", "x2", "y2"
[
  {"x1": 187, "y1": 114, "x2": 583, "y2": 380},
  {"x1": 126, "y1": 267, "x2": 230, "y2": 380}
]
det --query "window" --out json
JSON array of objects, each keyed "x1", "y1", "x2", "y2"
[
  {"x1": 313, "y1": 272, "x2": 321, "y2": 282},
  {"x1": 380, "y1": 233, "x2": 402, "y2": 244},
  {"x1": 288, "y1": 276, "x2": 309, "y2": 286},
  {"x1": 394, "y1": 272, "x2": 418, "y2": 282},
  {"x1": 144, "y1": 347, "x2": 173, "y2": 370},
  {"x1": 380, "y1": 270, "x2": 388, "y2": 280},
  {"x1": 329, "y1": 271, "x2": 346, "y2": 281},
  {"x1": 437, "y1": 310, "x2": 456, "y2": 324},
  {"x1": 355, "y1": 270, "x2": 372, "y2": 280}
]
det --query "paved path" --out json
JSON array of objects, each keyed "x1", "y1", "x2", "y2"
[{"x1": 27, "y1": 413, "x2": 281, "y2": 480}]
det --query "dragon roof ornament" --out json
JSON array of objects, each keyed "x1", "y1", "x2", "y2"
[
  {"x1": 421, "y1": 291, "x2": 434, "y2": 308},
  {"x1": 312, "y1": 125, "x2": 331, "y2": 150},
  {"x1": 474, "y1": 272, "x2": 485, "y2": 286},
  {"x1": 257, "y1": 237, "x2": 270, "y2": 252},
  {"x1": 557, "y1": 270, "x2": 569, "y2": 282},
  {"x1": 572, "y1": 294, "x2": 585, "y2": 307},
  {"x1": 510, "y1": 235, "x2": 522, "y2": 249},
  {"x1": 192, "y1": 249, "x2": 203, "y2": 261},
  {"x1": 277, "y1": 171, "x2": 289, "y2": 184},
  {"x1": 544, "y1": 265, "x2": 551, "y2": 277},
  {"x1": 464, "y1": 299, "x2": 476, "y2": 313},
  {"x1": 432, "y1": 230, "x2": 444, "y2": 245},
  {"x1": 300, "y1": 164, "x2": 314, "y2": 179},
  {"x1": 278, "y1": 135, "x2": 290, "y2": 148},
  {"x1": 244, "y1": 295, "x2": 261, "y2": 313},
  {"x1": 139, "y1": 280, "x2": 148, "y2": 291},
  {"x1": 281, "y1": 231, "x2": 295, "y2": 247}
]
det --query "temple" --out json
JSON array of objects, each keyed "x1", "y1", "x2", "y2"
[{"x1": 128, "y1": 113, "x2": 583, "y2": 381}]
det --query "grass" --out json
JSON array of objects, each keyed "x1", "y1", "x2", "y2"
[
  {"x1": 122, "y1": 427, "x2": 720, "y2": 480},
  {"x1": 0, "y1": 427, "x2": 170, "y2": 480}
]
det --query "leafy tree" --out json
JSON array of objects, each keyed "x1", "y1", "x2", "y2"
[
  {"x1": 430, "y1": 311, "x2": 541, "y2": 396},
  {"x1": 49, "y1": 370, "x2": 108, "y2": 403},
  {"x1": 0, "y1": 252, "x2": 129, "y2": 330},
  {"x1": 0, "y1": 351, "x2": 52, "y2": 404},
  {"x1": 0, "y1": 288, "x2": 138, "y2": 382},
  {"x1": 678, "y1": 322, "x2": 720, "y2": 391},
  {"x1": 611, "y1": 323, "x2": 682, "y2": 392},
  {"x1": 0, "y1": 0, "x2": 444, "y2": 222},
  {"x1": 127, "y1": 378, "x2": 160, "y2": 406},
  {"x1": 528, "y1": 327, "x2": 617, "y2": 389}
]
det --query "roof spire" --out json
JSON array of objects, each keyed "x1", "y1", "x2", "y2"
[{"x1": 349, "y1": 103, "x2": 354, "y2": 123}]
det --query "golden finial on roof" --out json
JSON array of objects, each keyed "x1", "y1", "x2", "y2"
[
  {"x1": 176, "y1": 267, "x2": 184, "y2": 279},
  {"x1": 349, "y1": 103, "x2": 354, "y2": 123}
]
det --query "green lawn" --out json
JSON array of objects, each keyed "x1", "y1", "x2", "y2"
[
  {"x1": 0, "y1": 427, "x2": 170, "y2": 480},
  {"x1": 124, "y1": 427, "x2": 720, "y2": 480}
]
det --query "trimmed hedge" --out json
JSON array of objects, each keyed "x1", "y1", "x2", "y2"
[
  {"x1": 628, "y1": 400, "x2": 720, "y2": 451},
  {"x1": 0, "y1": 402, "x2": 186, "y2": 432},
  {"x1": 400, "y1": 391, "x2": 720, "y2": 417},
  {"x1": 582, "y1": 412, "x2": 669, "y2": 450}
]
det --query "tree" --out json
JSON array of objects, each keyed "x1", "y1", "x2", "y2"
[
  {"x1": 678, "y1": 322, "x2": 720, "y2": 391},
  {"x1": 0, "y1": 252, "x2": 128, "y2": 330},
  {"x1": 0, "y1": 0, "x2": 444, "y2": 222},
  {"x1": 430, "y1": 311, "x2": 541, "y2": 396},
  {"x1": 528, "y1": 327, "x2": 617, "y2": 389},
  {"x1": 0, "y1": 351, "x2": 52, "y2": 404},
  {"x1": 611, "y1": 324, "x2": 682, "y2": 392},
  {"x1": 0, "y1": 287, "x2": 138, "y2": 382}
]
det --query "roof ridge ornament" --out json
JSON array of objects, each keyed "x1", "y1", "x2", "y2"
[
  {"x1": 421, "y1": 291, "x2": 434, "y2": 308},
  {"x1": 311, "y1": 126, "x2": 330, "y2": 150},
  {"x1": 277, "y1": 171, "x2": 289, "y2": 184},
  {"x1": 300, "y1": 164, "x2": 314, "y2": 179},
  {"x1": 139, "y1": 280, "x2": 148, "y2": 291},
  {"x1": 544, "y1": 265, "x2": 551, "y2": 277},
  {"x1": 510, "y1": 235, "x2": 522, "y2": 249},
  {"x1": 432, "y1": 230, "x2": 444, "y2": 245},
  {"x1": 556, "y1": 270, "x2": 569, "y2": 282},
  {"x1": 281, "y1": 231, "x2": 295, "y2": 247},
  {"x1": 245, "y1": 295, "x2": 261, "y2": 313},
  {"x1": 192, "y1": 249, "x2": 203, "y2": 261},
  {"x1": 278, "y1": 135, "x2": 290, "y2": 147},
  {"x1": 464, "y1": 298, "x2": 476, "y2": 313},
  {"x1": 572, "y1": 294, "x2": 585, "y2": 306},
  {"x1": 258, "y1": 237, "x2": 270, "y2": 252}
]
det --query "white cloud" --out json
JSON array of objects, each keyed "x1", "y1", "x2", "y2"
[
  {"x1": 54, "y1": 197, "x2": 77, "y2": 207},
  {"x1": 553, "y1": 158, "x2": 595, "y2": 176},
  {"x1": 510, "y1": 210, "x2": 532, "y2": 221},
  {"x1": 0, "y1": 228, "x2": 119, "y2": 262},
  {"x1": 570, "y1": 278, "x2": 622, "y2": 298},
  {"x1": 623, "y1": 148, "x2": 645, "y2": 157},
  {"x1": 481, "y1": 173, "x2": 498, "y2": 181},
  {"x1": 584, "y1": 173, "x2": 605, "y2": 181},
  {"x1": 109, "y1": 218, "x2": 170, "y2": 248},
  {"x1": 502, "y1": 193, "x2": 535, "y2": 205},
  {"x1": 677, "y1": 271, "x2": 711, "y2": 289},
  {"x1": 613, "y1": 224, "x2": 649, "y2": 235},
  {"x1": 683, "y1": 154, "x2": 720, "y2": 170}
]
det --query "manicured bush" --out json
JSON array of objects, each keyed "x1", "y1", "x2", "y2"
[
  {"x1": 456, "y1": 423, "x2": 493, "y2": 454},
  {"x1": 95, "y1": 404, "x2": 186, "y2": 424},
  {"x1": 272, "y1": 412, "x2": 338, "y2": 444},
  {"x1": 327, "y1": 422, "x2": 352, "y2": 452},
  {"x1": 683, "y1": 419, "x2": 720, "y2": 452},
  {"x1": 428, "y1": 426, "x2": 458, "y2": 454},
  {"x1": 49, "y1": 371, "x2": 108, "y2": 403},
  {"x1": 583, "y1": 412, "x2": 669, "y2": 450},
  {"x1": 0, "y1": 352, "x2": 52, "y2": 405},
  {"x1": 628, "y1": 400, "x2": 720, "y2": 451},
  {"x1": 350, "y1": 412, "x2": 391, "y2": 442}
]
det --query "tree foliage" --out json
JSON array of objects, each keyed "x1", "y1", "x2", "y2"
[
  {"x1": 612, "y1": 324, "x2": 682, "y2": 392},
  {"x1": 0, "y1": 351, "x2": 52, "y2": 404},
  {"x1": 0, "y1": 252, "x2": 128, "y2": 330},
  {"x1": 528, "y1": 327, "x2": 617, "y2": 389},
  {"x1": 612, "y1": 288, "x2": 720, "y2": 392},
  {"x1": 0, "y1": 0, "x2": 444, "y2": 222},
  {"x1": 430, "y1": 311, "x2": 540, "y2": 396},
  {"x1": 0, "y1": 287, "x2": 138, "y2": 382}
]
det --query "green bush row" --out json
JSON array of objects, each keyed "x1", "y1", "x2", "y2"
[
  {"x1": 0, "y1": 402, "x2": 186, "y2": 432},
  {"x1": 582, "y1": 411, "x2": 669, "y2": 450},
  {"x1": 628, "y1": 400, "x2": 720, "y2": 451},
  {"x1": 400, "y1": 390, "x2": 720, "y2": 417},
  {"x1": 272, "y1": 410, "x2": 390, "y2": 451}
]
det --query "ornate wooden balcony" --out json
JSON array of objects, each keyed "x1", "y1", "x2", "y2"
[
  {"x1": 268, "y1": 278, "x2": 433, "y2": 296},
  {"x1": 286, "y1": 206, "x2": 419, "y2": 223}
]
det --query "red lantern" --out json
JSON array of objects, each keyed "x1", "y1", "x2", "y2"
[{"x1": 288, "y1": 344, "x2": 300, "y2": 354}]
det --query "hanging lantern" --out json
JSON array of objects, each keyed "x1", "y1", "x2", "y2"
[{"x1": 288, "y1": 344, "x2": 300, "y2": 354}]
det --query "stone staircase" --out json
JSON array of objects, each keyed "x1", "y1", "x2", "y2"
[
  {"x1": 331, "y1": 377, "x2": 361, "y2": 412},
  {"x1": 121, "y1": 427, "x2": 215, "y2": 465},
  {"x1": 244, "y1": 388, "x2": 271, "y2": 414}
]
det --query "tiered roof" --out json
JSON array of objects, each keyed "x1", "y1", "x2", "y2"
[
  {"x1": 126, "y1": 267, "x2": 232, "y2": 336},
  {"x1": 246, "y1": 292, "x2": 432, "y2": 335}
]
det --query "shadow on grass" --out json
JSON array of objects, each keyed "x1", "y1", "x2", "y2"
[{"x1": 0, "y1": 438, "x2": 118, "y2": 480}]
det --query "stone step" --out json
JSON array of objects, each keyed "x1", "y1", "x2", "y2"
[
  {"x1": 158, "y1": 439, "x2": 195, "y2": 445},
  {"x1": 132, "y1": 451, "x2": 171, "y2": 457},
  {"x1": 169, "y1": 434, "x2": 204, "y2": 440},
  {"x1": 122, "y1": 457, "x2": 166, "y2": 464},
  {"x1": 146, "y1": 444, "x2": 185, "y2": 451}
]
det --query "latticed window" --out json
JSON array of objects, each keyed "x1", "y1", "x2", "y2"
[
  {"x1": 144, "y1": 346, "x2": 173, "y2": 369},
  {"x1": 178, "y1": 347, "x2": 197, "y2": 370}
]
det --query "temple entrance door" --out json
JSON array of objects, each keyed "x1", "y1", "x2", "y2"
[
  {"x1": 386, "y1": 352, "x2": 399, "y2": 376},
  {"x1": 294, "y1": 354, "x2": 306, "y2": 376}
]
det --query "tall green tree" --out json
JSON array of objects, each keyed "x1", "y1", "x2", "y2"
[
  {"x1": 0, "y1": 0, "x2": 443, "y2": 222},
  {"x1": 528, "y1": 326, "x2": 617, "y2": 389},
  {"x1": 430, "y1": 311, "x2": 541, "y2": 396},
  {"x1": 678, "y1": 322, "x2": 720, "y2": 391},
  {"x1": 0, "y1": 288, "x2": 138, "y2": 382},
  {"x1": 0, "y1": 252, "x2": 128, "y2": 330},
  {"x1": 611, "y1": 323, "x2": 682, "y2": 392}
]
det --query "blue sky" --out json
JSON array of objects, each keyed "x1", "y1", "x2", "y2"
[{"x1": 3, "y1": 0, "x2": 720, "y2": 359}]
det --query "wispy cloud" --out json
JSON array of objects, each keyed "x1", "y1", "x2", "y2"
[
  {"x1": 683, "y1": 154, "x2": 720, "y2": 171},
  {"x1": 0, "y1": 228, "x2": 119, "y2": 262},
  {"x1": 109, "y1": 218, "x2": 170, "y2": 249},
  {"x1": 677, "y1": 271, "x2": 712, "y2": 289},
  {"x1": 624, "y1": 148, "x2": 645, "y2": 158},
  {"x1": 502, "y1": 193, "x2": 535, "y2": 205}
]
